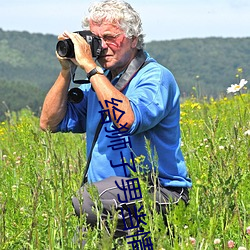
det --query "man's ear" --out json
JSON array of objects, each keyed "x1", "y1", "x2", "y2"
[{"x1": 131, "y1": 36, "x2": 139, "y2": 48}]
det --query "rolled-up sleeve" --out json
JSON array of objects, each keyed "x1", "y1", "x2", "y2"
[{"x1": 57, "y1": 87, "x2": 89, "y2": 133}]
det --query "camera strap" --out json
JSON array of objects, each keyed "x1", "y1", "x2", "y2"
[{"x1": 81, "y1": 50, "x2": 150, "y2": 185}]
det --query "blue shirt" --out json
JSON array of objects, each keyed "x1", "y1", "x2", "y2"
[{"x1": 58, "y1": 52, "x2": 192, "y2": 188}]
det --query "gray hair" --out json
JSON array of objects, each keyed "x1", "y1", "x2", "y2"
[{"x1": 82, "y1": 0, "x2": 145, "y2": 49}]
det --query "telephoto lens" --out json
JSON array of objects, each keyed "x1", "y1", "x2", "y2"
[{"x1": 56, "y1": 39, "x2": 75, "y2": 58}]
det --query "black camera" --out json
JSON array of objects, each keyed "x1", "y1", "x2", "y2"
[{"x1": 56, "y1": 30, "x2": 102, "y2": 58}]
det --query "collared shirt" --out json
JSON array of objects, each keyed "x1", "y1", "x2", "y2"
[{"x1": 57, "y1": 52, "x2": 192, "y2": 188}]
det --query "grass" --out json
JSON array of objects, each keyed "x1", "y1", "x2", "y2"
[{"x1": 0, "y1": 92, "x2": 249, "y2": 249}]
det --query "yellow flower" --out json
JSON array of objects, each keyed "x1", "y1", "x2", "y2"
[
  {"x1": 237, "y1": 67, "x2": 243, "y2": 73},
  {"x1": 191, "y1": 103, "x2": 201, "y2": 109}
]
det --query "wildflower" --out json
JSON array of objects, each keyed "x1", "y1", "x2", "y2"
[
  {"x1": 238, "y1": 247, "x2": 246, "y2": 250},
  {"x1": 196, "y1": 180, "x2": 202, "y2": 185},
  {"x1": 218, "y1": 145, "x2": 224, "y2": 150},
  {"x1": 214, "y1": 238, "x2": 221, "y2": 244},
  {"x1": 244, "y1": 130, "x2": 250, "y2": 136},
  {"x1": 191, "y1": 103, "x2": 201, "y2": 109},
  {"x1": 246, "y1": 226, "x2": 250, "y2": 235},
  {"x1": 42, "y1": 213, "x2": 48, "y2": 221},
  {"x1": 237, "y1": 67, "x2": 243, "y2": 73},
  {"x1": 134, "y1": 156, "x2": 141, "y2": 165},
  {"x1": 12, "y1": 185, "x2": 18, "y2": 192},
  {"x1": 189, "y1": 237, "x2": 196, "y2": 246},
  {"x1": 228, "y1": 240, "x2": 235, "y2": 248},
  {"x1": 227, "y1": 79, "x2": 248, "y2": 93}
]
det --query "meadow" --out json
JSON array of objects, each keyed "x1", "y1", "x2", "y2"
[{"x1": 0, "y1": 90, "x2": 249, "y2": 249}]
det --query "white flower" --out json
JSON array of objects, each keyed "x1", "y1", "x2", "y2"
[
  {"x1": 244, "y1": 130, "x2": 250, "y2": 136},
  {"x1": 214, "y1": 238, "x2": 221, "y2": 244},
  {"x1": 20, "y1": 207, "x2": 25, "y2": 214},
  {"x1": 238, "y1": 247, "x2": 246, "y2": 250},
  {"x1": 227, "y1": 79, "x2": 248, "y2": 93}
]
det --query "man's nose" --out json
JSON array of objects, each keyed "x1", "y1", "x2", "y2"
[{"x1": 101, "y1": 38, "x2": 108, "y2": 49}]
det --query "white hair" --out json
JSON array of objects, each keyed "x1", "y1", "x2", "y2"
[{"x1": 82, "y1": 0, "x2": 145, "y2": 49}]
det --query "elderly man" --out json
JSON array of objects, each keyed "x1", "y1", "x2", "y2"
[{"x1": 40, "y1": 0, "x2": 192, "y2": 245}]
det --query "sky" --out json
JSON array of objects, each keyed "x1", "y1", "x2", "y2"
[{"x1": 1, "y1": 0, "x2": 250, "y2": 42}]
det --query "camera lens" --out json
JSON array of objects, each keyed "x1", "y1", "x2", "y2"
[
  {"x1": 68, "y1": 88, "x2": 84, "y2": 103},
  {"x1": 56, "y1": 39, "x2": 74, "y2": 58}
]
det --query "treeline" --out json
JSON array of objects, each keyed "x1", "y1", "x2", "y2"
[
  {"x1": 0, "y1": 29, "x2": 60, "y2": 120},
  {"x1": 0, "y1": 28, "x2": 250, "y2": 120},
  {"x1": 0, "y1": 80, "x2": 46, "y2": 120},
  {"x1": 145, "y1": 37, "x2": 250, "y2": 97}
]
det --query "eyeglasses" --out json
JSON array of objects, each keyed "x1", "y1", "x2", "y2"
[{"x1": 96, "y1": 33, "x2": 124, "y2": 46}]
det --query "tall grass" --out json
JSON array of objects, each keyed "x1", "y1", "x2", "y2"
[{"x1": 0, "y1": 93, "x2": 249, "y2": 249}]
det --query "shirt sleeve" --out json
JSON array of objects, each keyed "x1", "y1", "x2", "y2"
[
  {"x1": 128, "y1": 63, "x2": 180, "y2": 135},
  {"x1": 56, "y1": 85, "x2": 89, "y2": 133}
]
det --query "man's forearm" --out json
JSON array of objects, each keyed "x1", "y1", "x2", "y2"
[
  {"x1": 40, "y1": 70, "x2": 71, "y2": 132},
  {"x1": 90, "y1": 73, "x2": 135, "y2": 129}
]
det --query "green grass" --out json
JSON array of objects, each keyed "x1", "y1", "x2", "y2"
[{"x1": 0, "y1": 93, "x2": 249, "y2": 249}]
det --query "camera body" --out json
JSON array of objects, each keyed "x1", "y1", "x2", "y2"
[{"x1": 56, "y1": 30, "x2": 102, "y2": 58}]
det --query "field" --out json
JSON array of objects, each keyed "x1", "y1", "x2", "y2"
[{"x1": 0, "y1": 91, "x2": 249, "y2": 249}]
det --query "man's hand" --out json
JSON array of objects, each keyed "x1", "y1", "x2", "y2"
[
  {"x1": 56, "y1": 33, "x2": 79, "y2": 71},
  {"x1": 62, "y1": 31, "x2": 96, "y2": 73}
]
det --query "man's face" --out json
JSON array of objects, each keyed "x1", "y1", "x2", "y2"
[{"x1": 89, "y1": 20, "x2": 138, "y2": 73}]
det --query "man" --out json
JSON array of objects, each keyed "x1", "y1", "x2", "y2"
[{"x1": 40, "y1": 0, "x2": 192, "y2": 244}]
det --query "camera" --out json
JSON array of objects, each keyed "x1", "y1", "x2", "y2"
[{"x1": 56, "y1": 30, "x2": 102, "y2": 58}]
